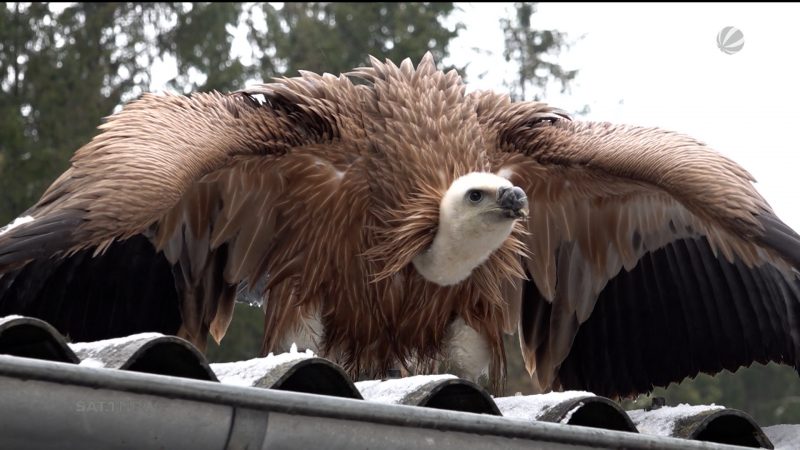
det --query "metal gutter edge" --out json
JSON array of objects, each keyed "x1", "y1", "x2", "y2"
[{"x1": 0, "y1": 355, "x2": 748, "y2": 450}]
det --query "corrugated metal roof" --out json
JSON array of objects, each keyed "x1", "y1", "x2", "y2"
[{"x1": 0, "y1": 315, "x2": 793, "y2": 449}]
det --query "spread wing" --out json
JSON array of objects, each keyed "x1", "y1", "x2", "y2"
[
  {"x1": 477, "y1": 93, "x2": 800, "y2": 397},
  {"x1": 0, "y1": 77, "x2": 365, "y2": 349}
]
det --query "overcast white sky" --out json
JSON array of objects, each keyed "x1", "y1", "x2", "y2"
[{"x1": 443, "y1": 3, "x2": 800, "y2": 231}]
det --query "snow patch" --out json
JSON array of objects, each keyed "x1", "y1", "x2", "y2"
[
  {"x1": 560, "y1": 402, "x2": 584, "y2": 424},
  {"x1": 356, "y1": 374, "x2": 458, "y2": 405},
  {"x1": 68, "y1": 333, "x2": 164, "y2": 357},
  {"x1": 211, "y1": 344, "x2": 315, "y2": 387},
  {"x1": 0, "y1": 315, "x2": 27, "y2": 325},
  {"x1": 0, "y1": 216, "x2": 34, "y2": 236},
  {"x1": 79, "y1": 358, "x2": 106, "y2": 369},
  {"x1": 494, "y1": 391, "x2": 594, "y2": 421},
  {"x1": 764, "y1": 424, "x2": 800, "y2": 450},
  {"x1": 627, "y1": 404, "x2": 724, "y2": 437}
]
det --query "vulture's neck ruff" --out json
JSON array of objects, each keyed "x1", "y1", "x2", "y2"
[{"x1": 412, "y1": 172, "x2": 528, "y2": 286}]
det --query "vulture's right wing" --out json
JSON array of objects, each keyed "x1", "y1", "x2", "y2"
[
  {"x1": 0, "y1": 78, "x2": 365, "y2": 349},
  {"x1": 477, "y1": 93, "x2": 800, "y2": 397}
]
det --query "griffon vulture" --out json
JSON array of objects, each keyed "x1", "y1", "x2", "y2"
[{"x1": 1, "y1": 53, "x2": 799, "y2": 397}]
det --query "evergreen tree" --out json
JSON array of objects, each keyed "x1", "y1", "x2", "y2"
[
  {"x1": 0, "y1": 3, "x2": 176, "y2": 223},
  {"x1": 501, "y1": 2, "x2": 577, "y2": 101},
  {"x1": 158, "y1": 2, "x2": 249, "y2": 93},
  {"x1": 0, "y1": 3, "x2": 250, "y2": 224},
  {"x1": 249, "y1": 2, "x2": 462, "y2": 76}
]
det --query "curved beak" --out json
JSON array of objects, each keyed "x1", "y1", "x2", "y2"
[{"x1": 497, "y1": 186, "x2": 529, "y2": 219}]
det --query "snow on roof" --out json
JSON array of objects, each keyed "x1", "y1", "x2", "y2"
[
  {"x1": 764, "y1": 424, "x2": 800, "y2": 450},
  {"x1": 627, "y1": 404, "x2": 725, "y2": 436},
  {"x1": 560, "y1": 403, "x2": 584, "y2": 424},
  {"x1": 494, "y1": 391, "x2": 594, "y2": 422},
  {"x1": 356, "y1": 374, "x2": 458, "y2": 404},
  {"x1": 0, "y1": 315, "x2": 27, "y2": 326},
  {"x1": 211, "y1": 343, "x2": 315, "y2": 387},
  {"x1": 68, "y1": 332, "x2": 164, "y2": 358},
  {"x1": 78, "y1": 358, "x2": 106, "y2": 369}
]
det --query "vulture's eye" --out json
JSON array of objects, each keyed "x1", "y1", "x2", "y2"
[{"x1": 467, "y1": 190, "x2": 484, "y2": 203}]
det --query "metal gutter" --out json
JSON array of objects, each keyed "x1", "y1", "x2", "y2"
[{"x1": 0, "y1": 355, "x2": 751, "y2": 450}]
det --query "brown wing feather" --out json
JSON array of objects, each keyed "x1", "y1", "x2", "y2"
[
  {"x1": 0, "y1": 84, "x2": 343, "y2": 348},
  {"x1": 480, "y1": 95, "x2": 800, "y2": 394}
]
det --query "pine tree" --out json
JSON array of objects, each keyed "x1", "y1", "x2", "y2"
[{"x1": 501, "y1": 2, "x2": 577, "y2": 101}]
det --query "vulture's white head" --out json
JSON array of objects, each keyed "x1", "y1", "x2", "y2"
[{"x1": 412, "y1": 172, "x2": 528, "y2": 286}]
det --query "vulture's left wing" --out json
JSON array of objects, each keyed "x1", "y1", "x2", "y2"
[
  {"x1": 479, "y1": 95, "x2": 800, "y2": 397},
  {"x1": 0, "y1": 84, "x2": 348, "y2": 348}
]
